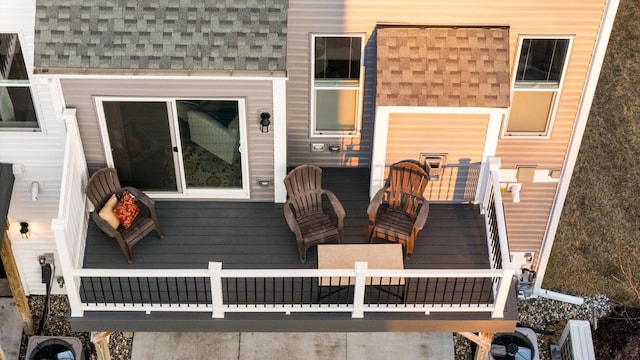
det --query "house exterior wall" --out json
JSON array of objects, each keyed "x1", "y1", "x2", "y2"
[
  {"x1": 59, "y1": 78, "x2": 277, "y2": 202},
  {"x1": 386, "y1": 113, "x2": 489, "y2": 202},
  {"x1": 0, "y1": 1, "x2": 68, "y2": 295},
  {"x1": 287, "y1": 0, "x2": 605, "y2": 260},
  {"x1": 286, "y1": 0, "x2": 605, "y2": 169}
]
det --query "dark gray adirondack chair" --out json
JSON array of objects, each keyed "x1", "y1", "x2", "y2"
[{"x1": 85, "y1": 168, "x2": 163, "y2": 263}]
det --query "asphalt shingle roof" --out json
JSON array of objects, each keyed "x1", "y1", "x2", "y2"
[
  {"x1": 34, "y1": 0, "x2": 288, "y2": 72},
  {"x1": 377, "y1": 26, "x2": 510, "y2": 108}
]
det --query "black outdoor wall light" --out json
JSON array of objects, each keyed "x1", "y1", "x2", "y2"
[
  {"x1": 260, "y1": 112, "x2": 271, "y2": 133},
  {"x1": 20, "y1": 222, "x2": 30, "y2": 239}
]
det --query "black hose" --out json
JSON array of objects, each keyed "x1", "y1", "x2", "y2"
[
  {"x1": 516, "y1": 323, "x2": 555, "y2": 335},
  {"x1": 37, "y1": 263, "x2": 53, "y2": 335}
]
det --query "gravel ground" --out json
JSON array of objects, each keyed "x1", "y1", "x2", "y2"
[
  {"x1": 20, "y1": 295, "x2": 133, "y2": 360},
  {"x1": 454, "y1": 294, "x2": 611, "y2": 359}
]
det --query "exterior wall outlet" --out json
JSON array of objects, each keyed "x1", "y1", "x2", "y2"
[
  {"x1": 311, "y1": 143, "x2": 325, "y2": 152},
  {"x1": 511, "y1": 251, "x2": 535, "y2": 270}
]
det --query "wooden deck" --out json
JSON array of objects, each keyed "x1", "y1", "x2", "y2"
[
  {"x1": 83, "y1": 167, "x2": 489, "y2": 270},
  {"x1": 74, "y1": 167, "x2": 518, "y2": 333}
]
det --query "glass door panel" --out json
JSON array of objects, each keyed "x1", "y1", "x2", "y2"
[
  {"x1": 176, "y1": 99, "x2": 243, "y2": 189},
  {"x1": 103, "y1": 101, "x2": 178, "y2": 191}
]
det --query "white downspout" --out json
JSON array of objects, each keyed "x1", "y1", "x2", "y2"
[{"x1": 532, "y1": 0, "x2": 621, "y2": 304}]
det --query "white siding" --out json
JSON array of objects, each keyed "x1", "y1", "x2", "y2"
[{"x1": 0, "y1": 1, "x2": 67, "y2": 295}]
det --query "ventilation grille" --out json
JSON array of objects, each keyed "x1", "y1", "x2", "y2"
[{"x1": 557, "y1": 320, "x2": 595, "y2": 360}]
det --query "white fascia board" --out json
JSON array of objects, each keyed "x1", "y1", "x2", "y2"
[
  {"x1": 33, "y1": 73, "x2": 289, "y2": 82},
  {"x1": 533, "y1": 0, "x2": 621, "y2": 293}
]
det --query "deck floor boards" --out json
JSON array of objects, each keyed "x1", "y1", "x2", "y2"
[
  {"x1": 76, "y1": 168, "x2": 519, "y2": 332},
  {"x1": 83, "y1": 168, "x2": 489, "y2": 270}
]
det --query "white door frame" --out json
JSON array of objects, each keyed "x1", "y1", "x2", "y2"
[
  {"x1": 370, "y1": 106, "x2": 507, "y2": 201},
  {"x1": 95, "y1": 96, "x2": 250, "y2": 199}
]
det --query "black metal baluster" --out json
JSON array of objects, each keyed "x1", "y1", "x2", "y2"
[{"x1": 98, "y1": 277, "x2": 106, "y2": 306}]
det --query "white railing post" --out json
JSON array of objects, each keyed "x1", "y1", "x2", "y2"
[
  {"x1": 51, "y1": 219, "x2": 84, "y2": 316},
  {"x1": 209, "y1": 262, "x2": 224, "y2": 318},
  {"x1": 492, "y1": 263, "x2": 515, "y2": 318},
  {"x1": 352, "y1": 262, "x2": 367, "y2": 318},
  {"x1": 482, "y1": 157, "x2": 502, "y2": 211},
  {"x1": 50, "y1": 108, "x2": 89, "y2": 317}
]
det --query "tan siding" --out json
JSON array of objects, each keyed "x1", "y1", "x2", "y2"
[
  {"x1": 60, "y1": 78, "x2": 275, "y2": 201},
  {"x1": 288, "y1": 0, "x2": 605, "y2": 253},
  {"x1": 287, "y1": 0, "x2": 604, "y2": 166},
  {"x1": 386, "y1": 113, "x2": 489, "y2": 202},
  {"x1": 503, "y1": 183, "x2": 557, "y2": 254}
]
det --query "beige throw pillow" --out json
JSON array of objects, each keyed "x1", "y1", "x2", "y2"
[{"x1": 98, "y1": 194, "x2": 120, "y2": 229}]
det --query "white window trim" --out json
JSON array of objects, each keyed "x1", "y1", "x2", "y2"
[
  {"x1": 94, "y1": 96, "x2": 250, "y2": 200},
  {"x1": 0, "y1": 32, "x2": 41, "y2": 132},
  {"x1": 502, "y1": 35, "x2": 574, "y2": 139},
  {"x1": 310, "y1": 33, "x2": 365, "y2": 138}
]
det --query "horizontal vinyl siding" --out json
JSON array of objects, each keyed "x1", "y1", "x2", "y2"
[
  {"x1": 0, "y1": 1, "x2": 69, "y2": 294},
  {"x1": 502, "y1": 183, "x2": 557, "y2": 255},
  {"x1": 386, "y1": 113, "x2": 489, "y2": 201},
  {"x1": 60, "y1": 78, "x2": 275, "y2": 201},
  {"x1": 288, "y1": 0, "x2": 605, "y2": 253},
  {"x1": 287, "y1": 0, "x2": 605, "y2": 168}
]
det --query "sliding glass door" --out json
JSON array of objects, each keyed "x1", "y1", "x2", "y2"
[
  {"x1": 97, "y1": 97, "x2": 248, "y2": 198},
  {"x1": 102, "y1": 100, "x2": 178, "y2": 191}
]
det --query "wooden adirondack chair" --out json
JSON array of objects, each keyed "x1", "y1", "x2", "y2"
[
  {"x1": 367, "y1": 160, "x2": 430, "y2": 259},
  {"x1": 283, "y1": 165, "x2": 346, "y2": 263},
  {"x1": 85, "y1": 168, "x2": 163, "y2": 263}
]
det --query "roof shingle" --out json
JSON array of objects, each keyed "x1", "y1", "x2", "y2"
[
  {"x1": 377, "y1": 26, "x2": 510, "y2": 108},
  {"x1": 34, "y1": 0, "x2": 288, "y2": 72}
]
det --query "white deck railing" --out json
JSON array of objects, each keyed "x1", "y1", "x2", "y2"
[
  {"x1": 52, "y1": 108, "x2": 91, "y2": 316},
  {"x1": 53, "y1": 112, "x2": 513, "y2": 319},
  {"x1": 69, "y1": 261, "x2": 513, "y2": 319}
]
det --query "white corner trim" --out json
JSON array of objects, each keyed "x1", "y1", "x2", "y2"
[
  {"x1": 273, "y1": 79, "x2": 287, "y2": 203},
  {"x1": 533, "y1": 0, "x2": 621, "y2": 294},
  {"x1": 369, "y1": 107, "x2": 390, "y2": 198}
]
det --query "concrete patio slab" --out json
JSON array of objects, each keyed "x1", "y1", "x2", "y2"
[
  {"x1": 346, "y1": 332, "x2": 455, "y2": 359},
  {"x1": 131, "y1": 331, "x2": 454, "y2": 360},
  {"x1": 0, "y1": 297, "x2": 23, "y2": 360},
  {"x1": 239, "y1": 332, "x2": 346, "y2": 360},
  {"x1": 131, "y1": 332, "x2": 240, "y2": 360}
]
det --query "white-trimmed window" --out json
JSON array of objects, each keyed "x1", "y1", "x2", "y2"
[
  {"x1": 504, "y1": 37, "x2": 572, "y2": 137},
  {"x1": 311, "y1": 34, "x2": 364, "y2": 137},
  {"x1": 0, "y1": 33, "x2": 39, "y2": 130}
]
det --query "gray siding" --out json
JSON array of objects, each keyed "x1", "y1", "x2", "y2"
[
  {"x1": 286, "y1": 1, "x2": 374, "y2": 168},
  {"x1": 61, "y1": 78, "x2": 275, "y2": 201}
]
